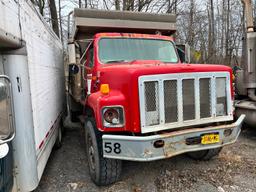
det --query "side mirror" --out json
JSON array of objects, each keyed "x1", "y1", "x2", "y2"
[
  {"x1": 176, "y1": 44, "x2": 191, "y2": 63},
  {"x1": 0, "y1": 76, "x2": 15, "y2": 146},
  {"x1": 69, "y1": 64, "x2": 79, "y2": 75},
  {"x1": 177, "y1": 47, "x2": 186, "y2": 63}
]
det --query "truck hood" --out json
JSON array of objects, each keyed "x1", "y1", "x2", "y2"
[
  {"x1": 97, "y1": 63, "x2": 232, "y2": 133},
  {"x1": 99, "y1": 63, "x2": 232, "y2": 83}
]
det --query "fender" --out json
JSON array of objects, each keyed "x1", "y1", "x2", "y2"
[{"x1": 86, "y1": 89, "x2": 128, "y2": 132}]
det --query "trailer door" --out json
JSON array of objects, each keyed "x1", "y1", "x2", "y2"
[
  {"x1": 4, "y1": 54, "x2": 39, "y2": 191},
  {"x1": 0, "y1": 57, "x2": 15, "y2": 192}
]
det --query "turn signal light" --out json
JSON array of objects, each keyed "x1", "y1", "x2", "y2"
[
  {"x1": 232, "y1": 74, "x2": 235, "y2": 82},
  {"x1": 100, "y1": 84, "x2": 110, "y2": 95}
]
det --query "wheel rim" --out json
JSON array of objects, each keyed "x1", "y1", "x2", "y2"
[{"x1": 88, "y1": 134, "x2": 96, "y2": 171}]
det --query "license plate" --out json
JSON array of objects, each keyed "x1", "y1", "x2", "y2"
[{"x1": 201, "y1": 134, "x2": 220, "y2": 144}]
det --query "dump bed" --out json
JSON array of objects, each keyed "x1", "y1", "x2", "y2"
[{"x1": 71, "y1": 8, "x2": 176, "y2": 40}]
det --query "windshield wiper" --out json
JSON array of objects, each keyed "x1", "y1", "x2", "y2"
[{"x1": 105, "y1": 60, "x2": 130, "y2": 63}]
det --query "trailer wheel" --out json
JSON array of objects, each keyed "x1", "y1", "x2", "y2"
[
  {"x1": 85, "y1": 118, "x2": 122, "y2": 186},
  {"x1": 187, "y1": 147, "x2": 222, "y2": 160}
]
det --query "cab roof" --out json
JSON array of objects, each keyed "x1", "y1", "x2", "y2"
[{"x1": 94, "y1": 33, "x2": 174, "y2": 41}]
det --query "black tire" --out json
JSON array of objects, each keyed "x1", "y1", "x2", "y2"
[
  {"x1": 54, "y1": 126, "x2": 62, "y2": 149},
  {"x1": 61, "y1": 115, "x2": 67, "y2": 136},
  {"x1": 187, "y1": 147, "x2": 222, "y2": 160},
  {"x1": 70, "y1": 110, "x2": 78, "y2": 122},
  {"x1": 85, "y1": 118, "x2": 122, "y2": 186}
]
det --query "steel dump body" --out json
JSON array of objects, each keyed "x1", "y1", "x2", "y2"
[{"x1": 71, "y1": 8, "x2": 176, "y2": 40}]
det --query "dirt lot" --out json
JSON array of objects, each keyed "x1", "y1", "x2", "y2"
[{"x1": 35, "y1": 124, "x2": 256, "y2": 192}]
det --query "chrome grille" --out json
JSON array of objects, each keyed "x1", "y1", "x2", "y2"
[
  {"x1": 182, "y1": 79, "x2": 195, "y2": 121},
  {"x1": 139, "y1": 72, "x2": 233, "y2": 133},
  {"x1": 164, "y1": 80, "x2": 178, "y2": 123},
  {"x1": 199, "y1": 78, "x2": 211, "y2": 118},
  {"x1": 216, "y1": 77, "x2": 227, "y2": 116},
  {"x1": 144, "y1": 81, "x2": 159, "y2": 126}
]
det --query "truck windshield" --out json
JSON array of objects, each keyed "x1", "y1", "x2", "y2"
[{"x1": 98, "y1": 38, "x2": 179, "y2": 64}]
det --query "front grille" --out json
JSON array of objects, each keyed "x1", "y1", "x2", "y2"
[
  {"x1": 139, "y1": 72, "x2": 233, "y2": 133},
  {"x1": 144, "y1": 81, "x2": 159, "y2": 126},
  {"x1": 182, "y1": 79, "x2": 195, "y2": 121},
  {"x1": 216, "y1": 77, "x2": 227, "y2": 116},
  {"x1": 164, "y1": 80, "x2": 177, "y2": 123},
  {"x1": 200, "y1": 78, "x2": 211, "y2": 118}
]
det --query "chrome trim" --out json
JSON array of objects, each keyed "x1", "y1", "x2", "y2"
[
  {"x1": 102, "y1": 114, "x2": 245, "y2": 161},
  {"x1": 0, "y1": 75, "x2": 16, "y2": 144},
  {"x1": 195, "y1": 77, "x2": 200, "y2": 120}
]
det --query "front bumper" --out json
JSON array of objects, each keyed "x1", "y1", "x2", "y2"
[{"x1": 102, "y1": 115, "x2": 245, "y2": 161}]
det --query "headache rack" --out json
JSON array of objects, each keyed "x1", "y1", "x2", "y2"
[{"x1": 69, "y1": 8, "x2": 176, "y2": 40}]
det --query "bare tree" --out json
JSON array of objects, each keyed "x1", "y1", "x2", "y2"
[
  {"x1": 58, "y1": 0, "x2": 63, "y2": 43},
  {"x1": 49, "y1": 0, "x2": 60, "y2": 37},
  {"x1": 31, "y1": 0, "x2": 45, "y2": 15},
  {"x1": 187, "y1": 0, "x2": 195, "y2": 47},
  {"x1": 208, "y1": 0, "x2": 215, "y2": 62},
  {"x1": 115, "y1": 0, "x2": 121, "y2": 10},
  {"x1": 225, "y1": 0, "x2": 231, "y2": 64}
]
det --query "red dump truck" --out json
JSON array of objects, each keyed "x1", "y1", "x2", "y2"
[{"x1": 67, "y1": 9, "x2": 245, "y2": 186}]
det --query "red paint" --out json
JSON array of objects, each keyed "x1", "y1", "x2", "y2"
[
  {"x1": 37, "y1": 113, "x2": 62, "y2": 150},
  {"x1": 84, "y1": 33, "x2": 233, "y2": 133},
  {"x1": 38, "y1": 140, "x2": 44, "y2": 149}
]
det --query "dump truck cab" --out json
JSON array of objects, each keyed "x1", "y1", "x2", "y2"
[{"x1": 67, "y1": 8, "x2": 245, "y2": 186}]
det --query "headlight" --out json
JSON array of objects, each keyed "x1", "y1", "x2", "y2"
[{"x1": 102, "y1": 106, "x2": 125, "y2": 127}]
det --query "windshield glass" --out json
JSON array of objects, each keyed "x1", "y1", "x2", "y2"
[{"x1": 98, "y1": 38, "x2": 179, "y2": 64}]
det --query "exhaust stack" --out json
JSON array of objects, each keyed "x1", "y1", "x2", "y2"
[{"x1": 242, "y1": 0, "x2": 254, "y2": 32}]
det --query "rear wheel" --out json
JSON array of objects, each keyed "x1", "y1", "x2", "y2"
[
  {"x1": 187, "y1": 147, "x2": 222, "y2": 160},
  {"x1": 85, "y1": 118, "x2": 122, "y2": 186}
]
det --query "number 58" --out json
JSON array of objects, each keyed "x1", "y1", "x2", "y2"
[{"x1": 104, "y1": 142, "x2": 121, "y2": 154}]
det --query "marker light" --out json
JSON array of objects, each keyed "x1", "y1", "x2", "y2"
[
  {"x1": 100, "y1": 84, "x2": 110, "y2": 95},
  {"x1": 232, "y1": 74, "x2": 235, "y2": 82}
]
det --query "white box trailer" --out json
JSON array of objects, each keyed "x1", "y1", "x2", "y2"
[{"x1": 0, "y1": 0, "x2": 65, "y2": 191}]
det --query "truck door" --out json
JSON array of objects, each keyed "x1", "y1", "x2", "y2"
[
  {"x1": 0, "y1": 75, "x2": 15, "y2": 192},
  {"x1": 85, "y1": 43, "x2": 94, "y2": 96}
]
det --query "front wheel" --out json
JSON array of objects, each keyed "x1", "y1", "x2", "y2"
[
  {"x1": 187, "y1": 147, "x2": 222, "y2": 160},
  {"x1": 54, "y1": 123, "x2": 63, "y2": 149},
  {"x1": 85, "y1": 118, "x2": 122, "y2": 186}
]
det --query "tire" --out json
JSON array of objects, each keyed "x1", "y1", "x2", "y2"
[
  {"x1": 61, "y1": 115, "x2": 67, "y2": 136},
  {"x1": 187, "y1": 147, "x2": 222, "y2": 160},
  {"x1": 54, "y1": 125, "x2": 62, "y2": 149},
  {"x1": 85, "y1": 118, "x2": 122, "y2": 186},
  {"x1": 71, "y1": 110, "x2": 79, "y2": 122}
]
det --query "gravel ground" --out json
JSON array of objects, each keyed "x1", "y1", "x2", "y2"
[{"x1": 35, "y1": 124, "x2": 256, "y2": 192}]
